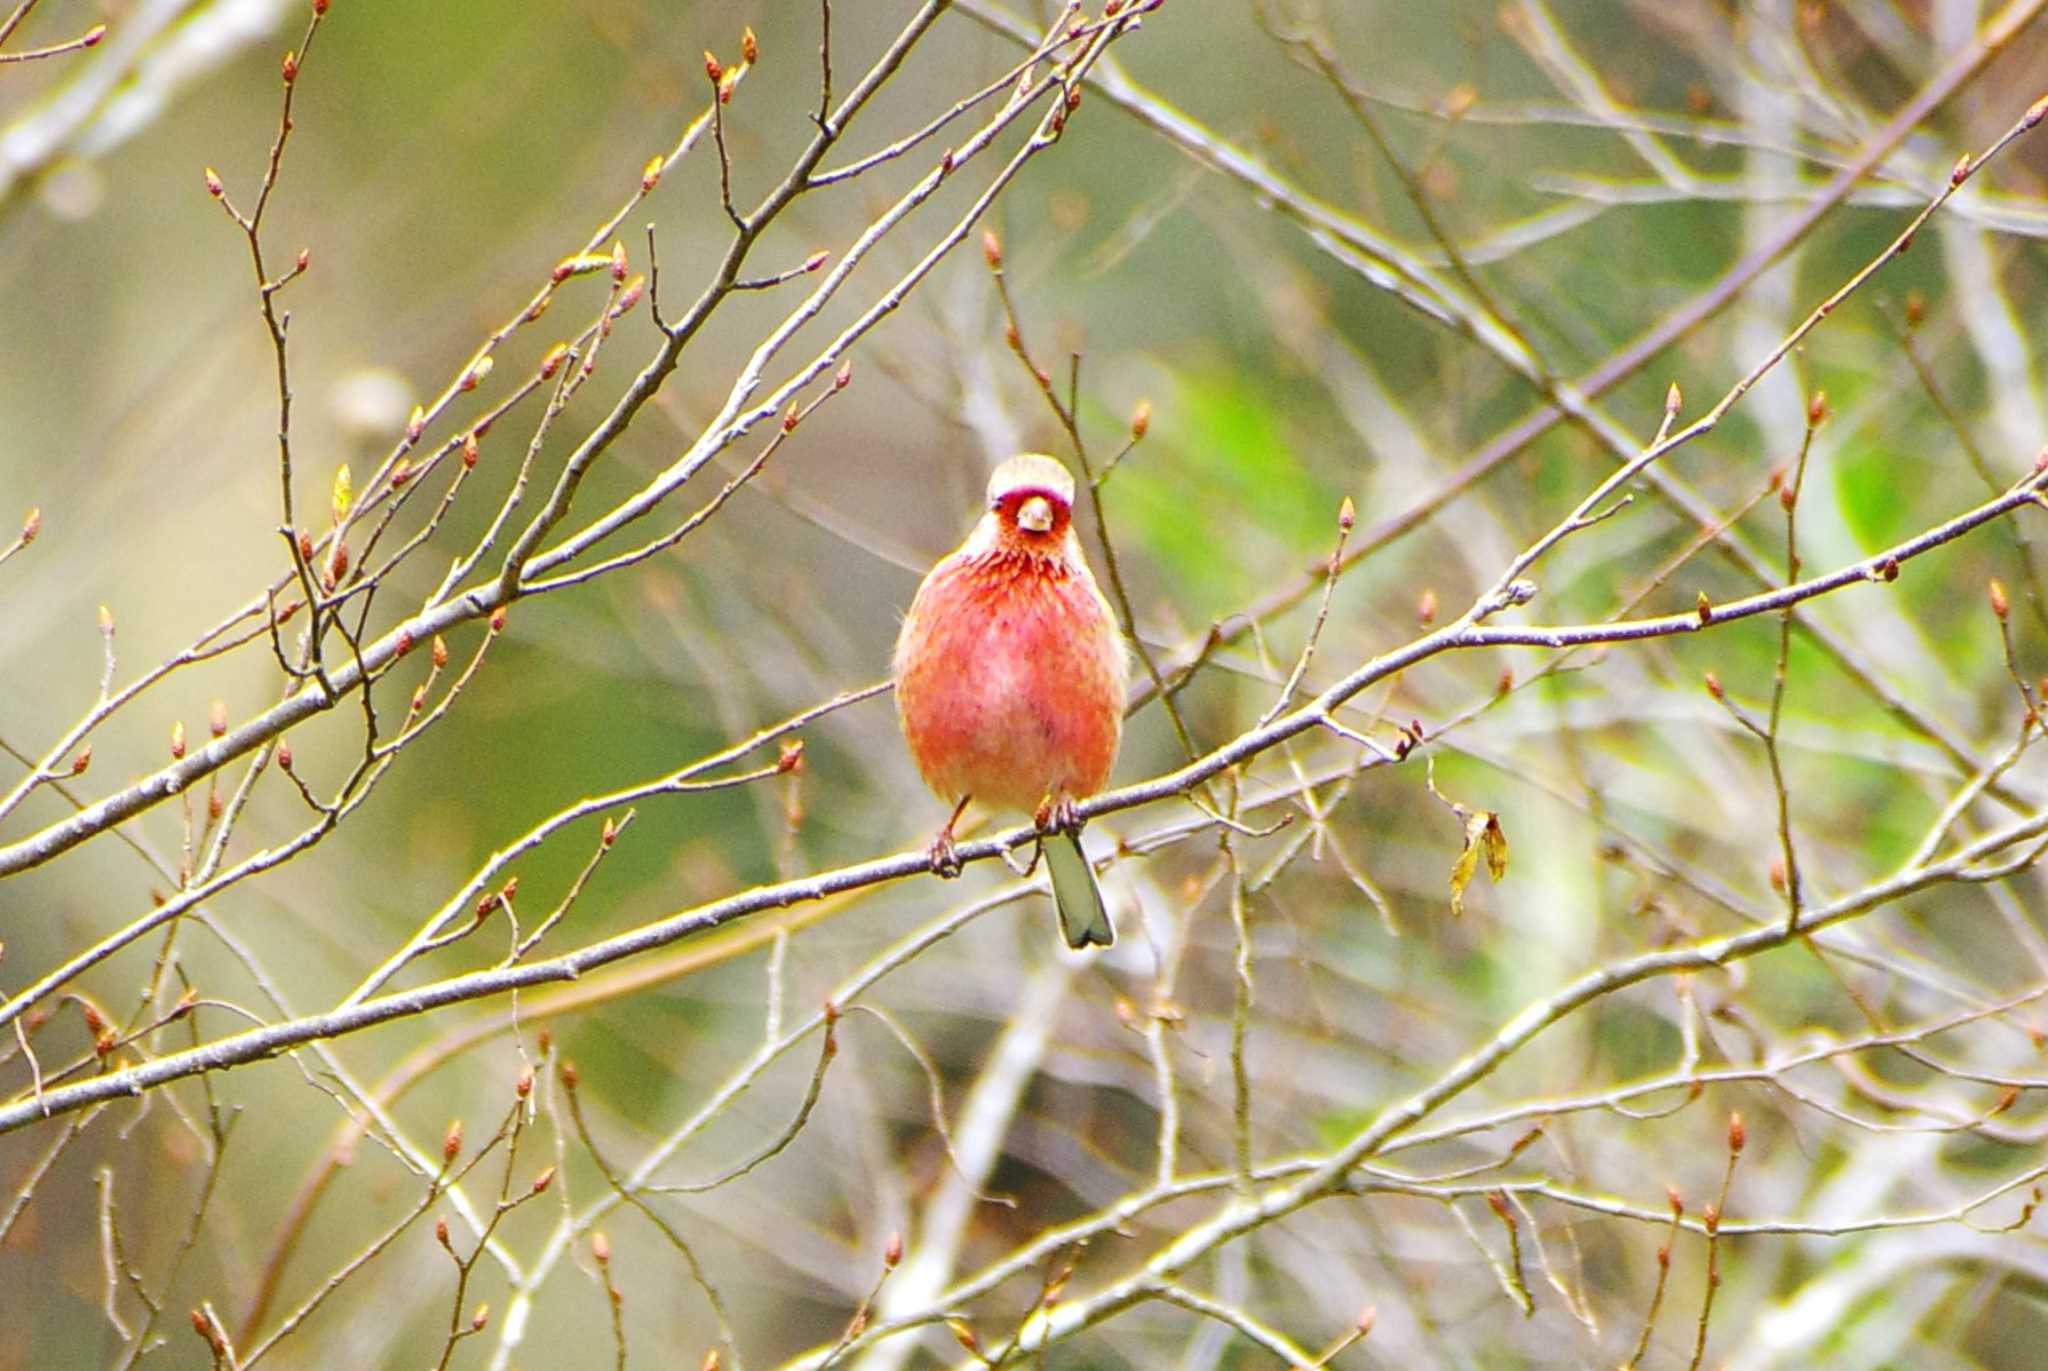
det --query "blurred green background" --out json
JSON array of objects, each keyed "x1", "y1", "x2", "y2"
[{"x1": 8, "y1": 0, "x2": 2048, "y2": 1366}]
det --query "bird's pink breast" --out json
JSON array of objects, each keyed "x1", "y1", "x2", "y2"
[{"x1": 895, "y1": 550, "x2": 1125, "y2": 813}]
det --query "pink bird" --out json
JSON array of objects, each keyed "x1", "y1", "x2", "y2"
[{"x1": 894, "y1": 453, "x2": 1129, "y2": 947}]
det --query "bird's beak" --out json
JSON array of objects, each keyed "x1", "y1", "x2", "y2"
[{"x1": 1016, "y1": 495, "x2": 1055, "y2": 533}]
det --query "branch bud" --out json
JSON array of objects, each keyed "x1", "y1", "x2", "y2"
[
  {"x1": 276, "y1": 738, "x2": 292, "y2": 771},
  {"x1": 642, "y1": 155, "x2": 664, "y2": 192},
  {"x1": 614, "y1": 276, "x2": 646, "y2": 317},
  {"x1": 170, "y1": 721, "x2": 186, "y2": 760},
  {"x1": 1417, "y1": 587, "x2": 1438, "y2": 626},
  {"x1": 436, "y1": 1215, "x2": 450, "y2": 1247},
  {"x1": 982, "y1": 228, "x2": 1002, "y2": 270},
  {"x1": 281, "y1": 49, "x2": 298, "y2": 84},
  {"x1": 704, "y1": 50, "x2": 723, "y2": 83},
  {"x1": 1130, "y1": 398, "x2": 1151, "y2": 440},
  {"x1": 1703, "y1": 671, "x2": 1722, "y2": 700},
  {"x1": 884, "y1": 1231, "x2": 903, "y2": 1267},
  {"x1": 20, "y1": 507, "x2": 38, "y2": 543},
  {"x1": 489, "y1": 606, "x2": 507, "y2": 633},
  {"x1": 443, "y1": 1118, "x2": 463, "y2": 1163},
  {"x1": 471, "y1": 1303, "x2": 490, "y2": 1332},
  {"x1": 71, "y1": 745, "x2": 91, "y2": 775},
  {"x1": 1991, "y1": 578, "x2": 2011, "y2": 620},
  {"x1": 1695, "y1": 591, "x2": 1712, "y2": 624},
  {"x1": 1806, "y1": 389, "x2": 1827, "y2": 427},
  {"x1": 2029, "y1": 93, "x2": 2048, "y2": 129},
  {"x1": 209, "y1": 699, "x2": 229, "y2": 738},
  {"x1": 1904, "y1": 289, "x2": 1925, "y2": 329},
  {"x1": 531, "y1": 1165, "x2": 556, "y2": 1194},
  {"x1": 459, "y1": 356, "x2": 493, "y2": 392},
  {"x1": 1665, "y1": 380, "x2": 1681, "y2": 415},
  {"x1": 1951, "y1": 152, "x2": 1972, "y2": 186},
  {"x1": 741, "y1": 26, "x2": 758, "y2": 63},
  {"x1": 1338, "y1": 495, "x2": 1355, "y2": 531},
  {"x1": 203, "y1": 167, "x2": 223, "y2": 198},
  {"x1": 834, "y1": 359, "x2": 852, "y2": 389},
  {"x1": 1727, "y1": 1111, "x2": 1745, "y2": 1153},
  {"x1": 516, "y1": 1063, "x2": 534, "y2": 1098}
]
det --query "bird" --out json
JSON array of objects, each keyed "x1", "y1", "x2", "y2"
[{"x1": 894, "y1": 453, "x2": 1129, "y2": 948}]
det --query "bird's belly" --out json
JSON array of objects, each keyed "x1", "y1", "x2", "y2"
[{"x1": 898, "y1": 572, "x2": 1122, "y2": 813}]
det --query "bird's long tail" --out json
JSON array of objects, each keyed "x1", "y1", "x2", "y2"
[{"x1": 1045, "y1": 828, "x2": 1114, "y2": 949}]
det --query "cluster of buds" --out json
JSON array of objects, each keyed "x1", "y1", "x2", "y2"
[{"x1": 191, "y1": 1309, "x2": 228, "y2": 1358}]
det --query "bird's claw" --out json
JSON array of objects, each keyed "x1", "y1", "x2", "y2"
[
  {"x1": 1036, "y1": 796, "x2": 1084, "y2": 837},
  {"x1": 928, "y1": 830, "x2": 964, "y2": 879}
]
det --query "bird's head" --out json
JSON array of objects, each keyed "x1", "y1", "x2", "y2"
[{"x1": 985, "y1": 452, "x2": 1075, "y2": 547}]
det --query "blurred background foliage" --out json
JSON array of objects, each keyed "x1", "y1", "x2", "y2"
[{"x1": 8, "y1": 0, "x2": 2048, "y2": 1366}]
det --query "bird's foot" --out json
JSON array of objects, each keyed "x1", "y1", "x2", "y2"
[
  {"x1": 1035, "y1": 795, "x2": 1084, "y2": 837},
  {"x1": 928, "y1": 795, "x2": 972, "y2": 878},
  {"x1": 928, "y1": 829, "x2": 964, "y2": 879}
]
